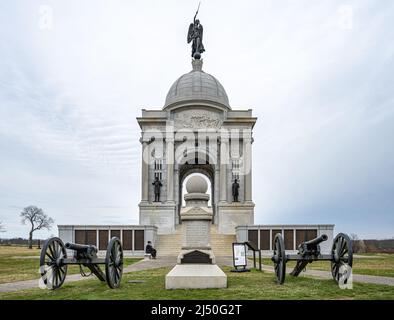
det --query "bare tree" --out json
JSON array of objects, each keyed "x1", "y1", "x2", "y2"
[
  {"x1": 0, "y1": 221, "x2": 5, "y2": 233},
  {"x1": 350, "y1": 233, "x2": 358, "y2": 240},
  {"x1": 350, "y1": 233, "x2": 361, "y2": 253},
  {"x1": 357, "y1": 239, "x2": 367, "y2": 253},
  {"x1": 20, "y1": 206, "x2": 54, "y2": 249}
]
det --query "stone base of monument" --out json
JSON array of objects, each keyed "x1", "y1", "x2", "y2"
[
  {"x1": 165, "y1": 176, "x2": 228, "y2": 290},
  {"x1": 165, "y1": 264, "x2": 227, "y2": 289},
  {"x1": 166, "y1": 249, "x2": 227, "y2": 289}
]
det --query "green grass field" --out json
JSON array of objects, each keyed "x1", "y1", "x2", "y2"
[
  {"x1": 0, "y1": 245, "x2": 140, "y2": 284},
  {"x1": 1, "y1": 266, "x2": 393, "y2": 300},
  {"x1": 1, "y1": 245, "x2": 393, "y2": 300},
  {"x1": 261, "y1": 253, "x2": 394, "y2": 278}
]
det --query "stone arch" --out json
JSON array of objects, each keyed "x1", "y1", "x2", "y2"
[
  {"x1": 176, "y1": 147, "x2": 217, "y2": 166},
  {"x1": 177, "y1": 162, "x2": 216, "y2": 224}
]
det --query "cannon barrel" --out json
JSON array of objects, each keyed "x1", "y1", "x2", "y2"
[
  {"x1": 303, "y1": 234, "x2": 328, "y2": 246},
  {"x1": 65, "y1": 242, "x2": 97, "y2": 253}
]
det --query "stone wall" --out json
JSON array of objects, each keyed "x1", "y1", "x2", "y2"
[
  {"x1": 139, "y1": 203, "x2": 177, "y2": 234},
  {"x1": 58, "y1": 225, "x2": 158, "y2": 257},
  {"x1": 217, "y1": 203, "x2": 255, "y2": 234}
]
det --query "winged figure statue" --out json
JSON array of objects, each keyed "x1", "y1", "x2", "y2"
[{"x1": 187, "y1": 3, "x2": 205, "y2": 59}]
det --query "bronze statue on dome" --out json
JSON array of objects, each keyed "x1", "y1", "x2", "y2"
[{"x1": 187, "y1": 2, "x2": 205, "y2": 60}]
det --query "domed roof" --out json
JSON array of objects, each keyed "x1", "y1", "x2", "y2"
[{"x1": 164, "y1": 59, "x2": 230, "y2": 109}]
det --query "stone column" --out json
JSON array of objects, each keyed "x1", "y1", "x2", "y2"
[
  {"x1": 243, "y1": 132, "x2": 253, "y2": 202},
  {"x1": 219, "y1": 135, "x2": 229, "y2": 202},
  {"x1": 166, "y1": 132, "x2": 175, "y2": 203},
  {"x1": 174, "y1": 167, "x2": 179, "y2": 224},
  {"x1": 141, "y1": 139, "x2": 149, "y2": 202},
  {"x1": 214, "y1": 168, "x2": 220, "y2": 223}
]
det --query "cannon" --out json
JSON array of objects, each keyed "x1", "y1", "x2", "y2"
[
  {"x1": 271, "y1": 233, "x2": 353, "y2": 284},
  {"x1": 40, "y1": 237, "x2": 123, "y2": 290}
]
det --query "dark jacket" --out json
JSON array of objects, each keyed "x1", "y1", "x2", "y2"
[{"x1": 145, "y1": 244, "x2": 154, "y2": 254}]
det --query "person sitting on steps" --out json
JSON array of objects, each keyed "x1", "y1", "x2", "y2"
[{"x1": 145, "y1": 241, "x2": 157, "y2": 259}]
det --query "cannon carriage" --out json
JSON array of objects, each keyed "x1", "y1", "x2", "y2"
[
  {"x1": 39, "y1": 236, "x2": 123, "y2": 290},
  {"x1": 271, "y1": 233, "x2": 353, "y2": 284}
]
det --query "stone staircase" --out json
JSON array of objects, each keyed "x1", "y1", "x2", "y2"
[
  {"x1": 210, "y1": 225, "x2": 236, "y2": 256},
  {"x1": 154, "y1": 226, "x2": 183, "y2": 256},
  {"x1": 154, "y1": 225, "x2": 236, "y2": 257}
]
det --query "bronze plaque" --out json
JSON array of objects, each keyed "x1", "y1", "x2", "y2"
[
  {"x1": 75, "y1": 230, "x2": 96, "y2": 246},
  {"x1": 306, "y1": 229, "x2": 317, "y2": 241},
  {"x1": 296, "y1": 229, "x2": 317, "y2": 246},
  {"x1": 86, "y1": 230, "x2": 97, "y2": 246},
  {"x1": 75, "y1": 230, "x2": 86, "y2": 244},
  {"x1": 110, "y1": 230, "x2": 121, "y2": 240},
  {"x1": 122, "y1": 230, "x2": 133, "y2": 250},
  {"x1": 99, "y1": 230, "x2": 109, "y2": 250},
  {"x1": 134, "y1": 230, "x2": 144, "y2": 250},
  {"x1": 284, "y1": 229, "x2": 294, "y2": 250},
  {"x1": 248, "y1": 230, "x2": 258, "y2": 249},
  {"x1": 181, "y1": 250, "x2": 212, "y2": 264},
  {"x1": 260, "y1": 230, "x2": 270, "y2": 250}
]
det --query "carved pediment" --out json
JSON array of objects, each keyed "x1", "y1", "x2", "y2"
[
  {"x1": 186, "y1": 207, "x2": 208, "y2": 215},
  {"x1": 174, "y1": 108, "x2": 222, "y2": 130}
]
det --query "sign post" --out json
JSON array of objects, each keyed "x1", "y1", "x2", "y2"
[{"x1": 231, "y1": 243, "x2": 250, "y2": 272}]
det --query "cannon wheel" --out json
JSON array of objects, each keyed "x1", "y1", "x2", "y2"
[
  {"x1": 105, "y1": 237, "x2": 123, "y2": 289},
  {"x1": 331, "y1": 233, "x2": 353, "y2": 284},
  {"x1": 39, "y1": 237, "x2": 68, "y2": 290},
  {"x1": 273, "y1": 233, "x2": 286, "y2": 284}
]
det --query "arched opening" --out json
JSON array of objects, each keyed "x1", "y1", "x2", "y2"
[
  {"x1": 177, "y1": 162, "x2": 216, "y2": 224},
  {"x1": 182, "y1": 173, "x2": 212, "y2": 207}
]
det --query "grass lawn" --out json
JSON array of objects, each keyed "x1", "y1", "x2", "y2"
[
  {"x1": 0, "y1": 266, "x2": 393, "y2": 300},
  {"x1": 0, "y1": 245, "x2": 140, "y2": 284},
  {"x1": 261, "y1": 253, "x2": 394, "y2": 278},
  {"x1": 1, "y1": 246, "x2": 393, "y2": 300}
]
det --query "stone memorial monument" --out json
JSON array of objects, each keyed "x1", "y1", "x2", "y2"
[
  {"x1": 137, "y1": 8, "x2": 256, "y2": 235},
  {"x1": 58, "y1": 7, "x2": 335, "y2": 258},
  {"x1": 165, "y1": 175, "x2": 227, "y2": 289},
  {"x1": 178, "y1": 175, "x2": 214, "y2": 264}
]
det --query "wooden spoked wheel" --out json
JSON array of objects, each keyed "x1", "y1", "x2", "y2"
[
  {"x1": 39, "y1": 237, "x2": 68, "y2": 290},
  {"x1": 105, "y1": 237, "x2": 123, "y2": 289},
  {"x1": 272, "y1": 233, "x2": 286, "y2": 284},
  {"x1": 331, "y1": 233, "x2": 353, "y2": 284}
]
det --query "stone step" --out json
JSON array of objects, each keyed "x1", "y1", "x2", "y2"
[
  {"x1": 155, "y1": 233, "x2": 182, "y2": 254},
  {"x1": 154, "y1": 226, "x2": 236, "y2": 256}
]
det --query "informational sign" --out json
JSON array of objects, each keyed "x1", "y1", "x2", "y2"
[{"x1": 232, "y1": 243, "x2": 247, "y2": 267}]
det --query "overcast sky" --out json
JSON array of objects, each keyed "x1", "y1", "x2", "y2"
[{"x1": 0, "y1": 0, "x2": 393, "y2": 239}]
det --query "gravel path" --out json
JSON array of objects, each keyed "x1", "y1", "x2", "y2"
[
  {"x1": 123, "y1": 256, "x2": 178, "y2": 272},
  {"x1": 0, "y1": 274, "x2": 90, "y2": 293}
]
